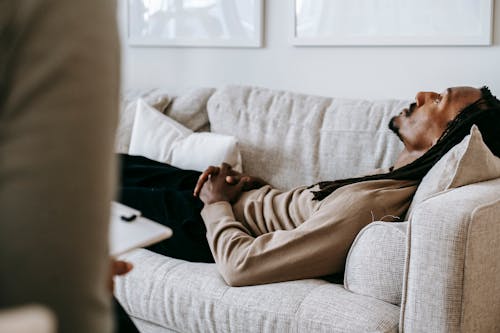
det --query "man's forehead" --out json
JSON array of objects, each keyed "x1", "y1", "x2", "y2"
[
  {"x1": 446, "y1": 86, "x2": 481, "y2": 98},
  {"x1": 445, "y1": 87, "x2": 482, "y2": 121}
]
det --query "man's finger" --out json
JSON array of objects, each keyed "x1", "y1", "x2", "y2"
[
  {"x1": 234, "y1": 177, "x2": 247, "y2": 192},
  {"x1": 240, "y1": 178, "x2": 251, "y2": 190},
  {"x1": 199, "y1": 166, "x2": 219, "y2": 180},
  {"x1": 112, "y1": 260, "x2": 133, "y2": 276},
  {"x1": 220, "y1": 162, "x2": 231, "y2": 174},
  {"x1": 225, "y1": 175, "x2": 240, "y2": 184},
  {"x1": 194, "y1": 166, "x2": 219, "y2": 196}
]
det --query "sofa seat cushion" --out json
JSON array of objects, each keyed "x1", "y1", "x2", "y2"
[{"x1": 115, "y1": 249, "x2": 400, "y2": 333}]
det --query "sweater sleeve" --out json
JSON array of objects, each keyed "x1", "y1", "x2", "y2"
[
  {"x1": 201, "y1": 199, "x2": 372, "y2": 287},
  {"x1": 201, "y1": 179, "x2": 417, "y2": 287}
]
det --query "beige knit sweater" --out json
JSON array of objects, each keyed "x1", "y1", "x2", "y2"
[{"x1": 201, "y1": 179, "x2": 418, "y2": 286}]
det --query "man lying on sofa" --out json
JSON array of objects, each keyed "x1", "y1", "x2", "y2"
[{"x1": 119, "y1": 86, "x2": 500, "y2": 287}]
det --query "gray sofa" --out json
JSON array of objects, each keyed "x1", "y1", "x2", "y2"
[{"x1": 114, "y1": 85, "x2": 500, "y2": 332}]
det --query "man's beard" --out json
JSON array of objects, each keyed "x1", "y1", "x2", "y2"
[
  {"x1": 388, "y1": 102, "x2": 415, "y2": 141},
  {"x1": 388, "y1": 116, "x2": 401, "y2": 140}
]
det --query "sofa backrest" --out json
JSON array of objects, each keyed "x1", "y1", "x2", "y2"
[
  {"x1": 208, "y1": 85, "x2": 408, "y2": 189},
  {"x1": 117, "y1": 87, "x2": 214, "y2": 153}
]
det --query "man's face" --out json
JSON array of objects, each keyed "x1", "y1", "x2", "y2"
[{"x1": 389, "y1": 86, "x2": 481, "y2": 151}]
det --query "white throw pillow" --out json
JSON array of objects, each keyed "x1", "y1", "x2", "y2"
[
  {"x1": 170, "y1": 132, "x2": 242, "y2": 172},
  {"x1": 116, "y1": 90, "x2": 172, "y2": 153},
  {"x1": 129, "y1": 99, "x2": 242, "y2": 172},
  {"x1": 406, "y1": 125, "x2": 500, "y2": 218}
]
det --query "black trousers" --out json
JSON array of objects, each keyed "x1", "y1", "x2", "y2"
[
  {"x1": 114, "y1": 154, "x2": 217, "y2": 332},
  {"x1": 117, "y1": 153, "x2": 214, "y2": 263}
]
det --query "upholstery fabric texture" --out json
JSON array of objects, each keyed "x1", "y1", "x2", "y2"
[
  {"x1": 117, "y1": 87, "x2": 214, "y2": 153},
  {"x1": 117, "y1": 249, "x2": 400, "y2": 333},
  {"x1": 164, "y1": 87, "x2": 215, "y2": 132},
  {"x1": 117, "y1": 89, "x2": 172, "y2": 153},
  {"x1": 406, "y1": 125, "x2": 500, "y2": 218},
  {"x1": 400, "y1": 179, "x2": 500, "y2": 332},
  {"x1": 344, "y1": 222, "x2": 407, "y2": 306},
  {"x1": 130, "y1": 318, "x2": 177, "y2": 333},
  {"x1": 207, "y1": 85, "x2": 407, "y2": 189}
]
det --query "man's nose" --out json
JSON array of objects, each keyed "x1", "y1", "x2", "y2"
[{"x1": 415, "y1": 91, "x2": 439, "y2": 107}]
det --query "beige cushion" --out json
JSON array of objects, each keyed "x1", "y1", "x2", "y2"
[
  {"x1": 116, "y1": 89, "x2": 173, "y2": 153},
  {"x1": 344, "y1": 222, "x2": 407, "y2": 305},
  {"x1": 164, "y1": 87, "x2": 215, "y2": 132},
  {"x1": 207, "y1": 85, "x2": 407, "y2": 189},
  {"x1": 117, "y1": 87, "x2": 215, "y2": 154},
  {"x1": 116, "y1": 249, "x2": 400, "y2": 333},
  {"x1": 407, "y1": 125, "x2": 500, "y2": 218}
]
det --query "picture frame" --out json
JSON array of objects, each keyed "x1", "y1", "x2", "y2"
[
  {"x1": 291, "y1": 0, "x2": 493, "y2": 46},
  {"x1": 127, "y1": 0, "x2": 264, "y2": 48}
]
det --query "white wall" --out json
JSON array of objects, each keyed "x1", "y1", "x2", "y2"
[{"x1": 119, "y1": 1, "x2": 500, "y2": 100}]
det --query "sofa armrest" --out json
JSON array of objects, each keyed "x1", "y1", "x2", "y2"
[{"x1": 400, "y1": 178, "x2": 500, "y2": 333}]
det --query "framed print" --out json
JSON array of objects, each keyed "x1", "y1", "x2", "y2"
[
  {"x1": 128, "y1": 0, "x2": 264, "y2": 47},
  {"x1": 292, "y1": 0, "x2": 493, "y2": 46}
]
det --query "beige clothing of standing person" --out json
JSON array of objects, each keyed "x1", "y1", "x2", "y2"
[{"x1": 0, "y1": 1, "x2": 120, "y2": 332}]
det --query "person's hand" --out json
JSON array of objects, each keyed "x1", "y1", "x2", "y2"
[
  {"x1": 198, "y1": 163, "x2": 247, "y2": 205},
  {"x1": 193, "y1": 163, "x2": 267, "y2": 197},
  {"x1": 225, "y1": 172, "x2": 267, "y2": 192},
  {"x1": 108, "y1": 259, "x2": 133, "y2": 293}
]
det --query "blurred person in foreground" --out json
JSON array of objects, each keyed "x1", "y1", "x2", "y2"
[{"x1": 0, "y1": 0, "x2": 127, "y2": 332}]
